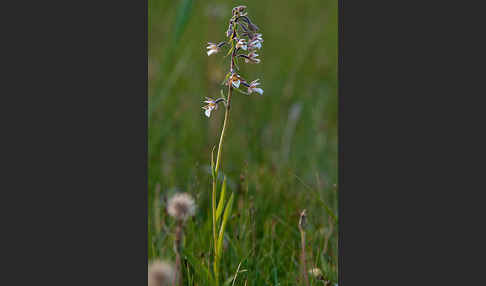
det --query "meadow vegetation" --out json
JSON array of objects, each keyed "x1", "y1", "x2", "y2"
[{"x1": 149, "y1": 1, "x2": 337, "y2": 285}]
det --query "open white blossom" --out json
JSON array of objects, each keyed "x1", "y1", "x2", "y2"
[
  {"x1": 202, "y1": 97, "x2": 218, "y2": 118},
  {"x1": 248, "y1": 34, "x2": 263, "y2": 50},
  {"x1": 248, "y1": 79, "x2": 263, "y2": 95},
  {"x1": 228, "y1": 73, "x2": 241, "y2": 88},
  {"x1": 236, "y1": 39, "x2": 247, "y2": 50},
  {"x1": 249, "y1": 39, "x2": 262, "y2": 50},
  {"x1": 245, "y1": 51, "x2": 260, "y2": 64},
  {"x1": 254, "y1": 33, "x2": 264, "y2": 42},
  {"x1": 206, "y1": 42, "x2": 219, "y2": 56}
]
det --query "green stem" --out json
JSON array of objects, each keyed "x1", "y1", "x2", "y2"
[
  {"x1": 212, "y1": 85, "x2": 232, "y2": 286},
  {"x1": 174, "y1": 221, "x2": 183, "y2": 286},
  {"x1": 215, "y1": 86, "x2": 232, "y2": 175},
  {"x1": 300, "y1": 229, "x2": 309, "y2": 286},
  {"x1": 212, "y1": 175, "x2": 217, "y2": 251}
]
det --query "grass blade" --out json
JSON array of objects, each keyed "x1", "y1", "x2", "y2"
[
  {"x1": 183, "y1": 249, "x2": 214, "y2": 285},
  {"x1": 173, "y1": 0, "x2": 194, "y2": 44}
]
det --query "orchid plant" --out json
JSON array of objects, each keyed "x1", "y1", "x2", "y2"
[{"x1": 203, "y1": 5, "x2": 264, "y2": 285}]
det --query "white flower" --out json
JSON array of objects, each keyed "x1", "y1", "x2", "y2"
[
  {"x1": 254, "y1": 33, "x2": 264, "y2": 42},
  {"x1": 245, "y1": 51, "x2": 260, "y2": 64},
  {"x1": 236, "y1": 39, "x2": 247, "y2": 51},
  {"x1": 249, "y1": 39, "x2": 262, "y2": 50},
  {"x1": 167, "y1": 192, "x2": 196, "y2": 221},
  {"x1": 202, "y1": 97, "x2": 218, "y2": 118},
  {"x1": 148, "y1": 260, "x2": 176, "y2": 286},
  {"x1": 227, "y1": 73, "x2": 241, "y2": 88},
  {"x1": 206, "y1": 42, "x2": 219, "y2": 56},
  {"x1": 248, "y1": 34, "x2": 263, "y2": 50},
  {"x1": 248, "y1": 79, "x2": 263, "y2": 95}
]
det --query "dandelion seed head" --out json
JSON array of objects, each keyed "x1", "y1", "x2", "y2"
[
  {"x1": 148, "y1": 260, "x2": 175, "y2": 286},
  {"x1": 167, "y1": 192, "x2": 196, "y2": 221}
]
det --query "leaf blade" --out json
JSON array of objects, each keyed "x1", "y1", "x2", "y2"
[
  {"x1": 215, "y1": 176, "x2": 227, "y2": 225},
  {"x1": 216, "y1": 192, "x2": 234, "y2": 259}
]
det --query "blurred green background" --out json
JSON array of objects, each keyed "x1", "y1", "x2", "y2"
[{"x1": 149, "y1": 0, "x2": 337, "y2": 284}]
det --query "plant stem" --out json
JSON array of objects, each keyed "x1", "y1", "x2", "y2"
[
  {"x1": 300, "y1": 229, "x2": 310, "y2": 286},
  {"x1": 174, "y1": 220, "x2": 183, "y2": 286},
  {"x1": 212, "y1": 85, "x2": 232, "y2": 286},
  {"x1": 215, "y1": 86, "x2": 232, "y2": 176}
]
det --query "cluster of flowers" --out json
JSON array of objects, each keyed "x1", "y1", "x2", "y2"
[{"x1": 203, "y1": 5, "x2": 264, "y2": 118}]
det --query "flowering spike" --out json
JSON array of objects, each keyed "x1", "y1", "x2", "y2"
[{"x1": 204, "y1": 6, "x2": 264, "y2": 117}]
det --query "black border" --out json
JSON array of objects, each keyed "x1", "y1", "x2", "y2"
[{"x1": 8, "y1": 0, "x2": 149, "y2": 283}]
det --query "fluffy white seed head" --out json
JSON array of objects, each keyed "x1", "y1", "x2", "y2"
[
  {"x1": 148, "y1": 260, "x2": 176, "y2": 286},
  {"x1": 167, "y1": 193, "x2": 196, "y2": 221}
]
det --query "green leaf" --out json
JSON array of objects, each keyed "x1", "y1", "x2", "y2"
[
  {"x1": 173, "y1": 0, "x2": 194, "y2": 44},
  {"x1": 233, "y1": 57, "x2": 240, "y2": 70},
  {"x1": 226, "y1": 38, "x2": 235, "y2": 57},
  {"x1": 226, "y1": 45, "x2": 234, "y2": 57},
  {"x1": 216, "y1": 192, "x2": 234, "y2": 258},
  {"x1": 215, "y1": 176, "x2": 227, "y2": 225}
]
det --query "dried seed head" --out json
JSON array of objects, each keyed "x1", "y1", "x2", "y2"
[
  {"x1": 299, "y1": 209, "x2": 307, "y2": 230},
  {"x1": 167, "y1": 193, "x2": 196, "y2": 221},
  {"x1": 308, "y1": 268, "x2": 325, "y2": 280},
  {"x1": 148, "y1": 260, "x2": 176, "y2": 286}
]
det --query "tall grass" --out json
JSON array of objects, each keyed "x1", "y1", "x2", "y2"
[{"x1": 149, "y1": 0, "x2": 338, "y2": 285}]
